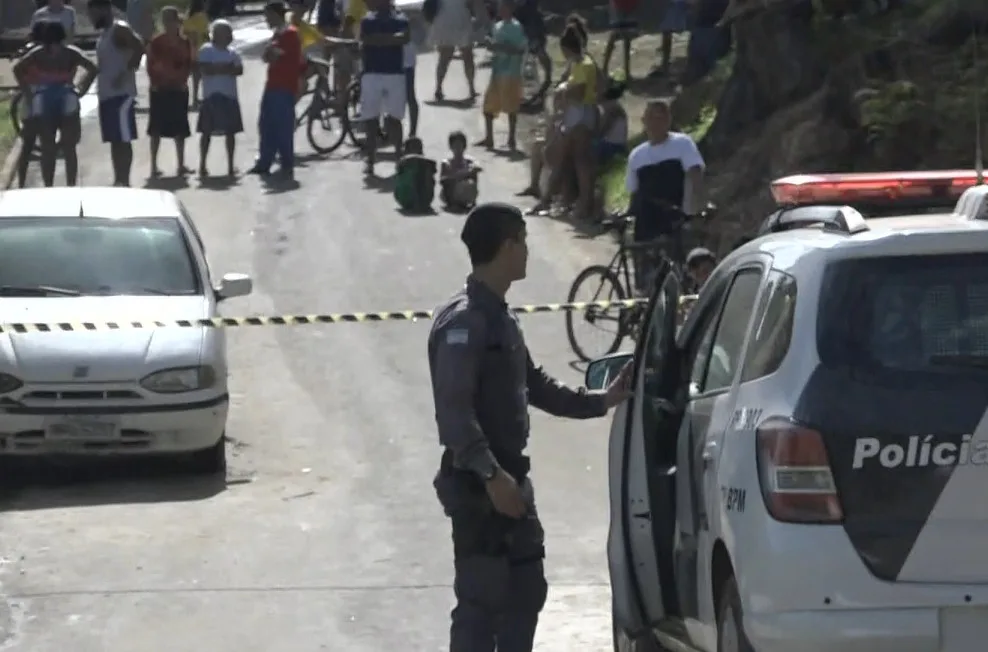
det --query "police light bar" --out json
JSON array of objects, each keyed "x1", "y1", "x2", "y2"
[{"x1": 770, "y1": 170, "x2": 980, "y2": 206}]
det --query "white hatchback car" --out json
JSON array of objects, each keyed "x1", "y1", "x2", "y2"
[
  {"x1": 0, "y1": 187, "x2": 252, "y2": 473},
  {"x1": 587, "y1": 171, "x2": 988, "y2": 652}
]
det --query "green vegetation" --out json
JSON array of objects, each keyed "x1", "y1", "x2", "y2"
[{"x1": 0, "y1": 100, "x2": 14, "y2": 169}]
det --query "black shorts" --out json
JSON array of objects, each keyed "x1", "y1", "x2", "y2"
[{"x1": 147, "y1": 88, "x2": 191, "y2": 139}]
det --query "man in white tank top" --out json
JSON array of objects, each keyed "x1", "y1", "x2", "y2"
[{"x1": 88, "y1": 0, "x2": 145, "y2": 186}]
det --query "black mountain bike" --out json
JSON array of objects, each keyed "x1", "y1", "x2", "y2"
[{"x1": 565, "y1": 205, "x2": 712, "y2": 362}]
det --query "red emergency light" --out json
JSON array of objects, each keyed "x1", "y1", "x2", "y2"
[{"x1": 769, "y1": 170, "x2": 981, "y2": 206}]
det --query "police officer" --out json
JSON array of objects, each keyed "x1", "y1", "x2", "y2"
[{"x1": 428, "y1": 202, "x2": 633, "y2": 652}]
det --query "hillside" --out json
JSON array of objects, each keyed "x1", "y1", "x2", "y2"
[
  {"x1": 691, "y1": 0, "x2": 988, "y2": 251},
  {"x1": 543, "y1": 0, "x2": 988, "y2": 252}
]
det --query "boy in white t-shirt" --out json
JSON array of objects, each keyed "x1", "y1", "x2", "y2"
[{"x1": 195, "y1": 20, "x2": 244, "y2": 178}]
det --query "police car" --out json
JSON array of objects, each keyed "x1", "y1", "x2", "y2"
[{"x1": 585, "y1": 170, "x2": 988, "y2": 652}]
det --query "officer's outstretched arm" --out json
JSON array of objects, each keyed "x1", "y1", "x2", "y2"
[
  {"x1": 434, "y1": 311, "x2": 499, "y2": 478},
  {"x1": 526, "y1": 350, "x2": 608, "y2": 419}
]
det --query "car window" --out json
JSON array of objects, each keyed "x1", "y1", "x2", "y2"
[
  {"x1": 689, "y1": 309, "x2": 719, "y2": 394},
  {"x1": 0, "y1": 217, "x2": 201, "y2": 296},
  {"x1": 818, "y1": 253, "x2": 988, "y2": 372},
  {"x1": 180, "y1": 205, "x2": 212, "y2": 283},
  {"x1": 697, "y1": 268, "x2": 763, "y2": 394},
  {"x1": 740, "y1": 272, "x2": 797, "y2": 383}
]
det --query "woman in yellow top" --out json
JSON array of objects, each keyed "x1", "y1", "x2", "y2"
[
  {"x1": 530, "y1": 19, "x2": 599, "y2": 221},
  {"x1": 184, "y1": 0, "x2": 210, "y2": 108},
  {"x1": 287, "y1": 0, "x2": 331, "y2": 98}
]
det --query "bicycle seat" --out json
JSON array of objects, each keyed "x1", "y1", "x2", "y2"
[{"x1": 599, "y1": 215, "x2": 634, "y2": 232}]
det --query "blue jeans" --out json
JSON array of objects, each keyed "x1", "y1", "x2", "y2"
[{"x1": 255, "y1": 88, "x2": 295, "y2": 172}]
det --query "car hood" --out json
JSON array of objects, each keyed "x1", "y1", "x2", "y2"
[{"x1": 0, "y1": 296, "x2": 210, "y2": 382}]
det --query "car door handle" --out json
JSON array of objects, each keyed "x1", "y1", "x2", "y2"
[{"x1": 701, "y1": 446, "x2": 716, "y2": 468}]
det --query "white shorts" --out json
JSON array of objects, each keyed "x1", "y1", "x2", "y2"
[{"x1": 359, "y1": 72, "x2": 406, "y2": 120}]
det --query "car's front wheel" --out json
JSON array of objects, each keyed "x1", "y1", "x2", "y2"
[
  {"x1": 184, "y1": 435, "x2": 226, "y2": 475},
  {"x1": 717, "y1": 577, "x2": 754, "y2": 652},
  {"x1": 612, "y1": 601, "x2": 665, "y2": 652}
]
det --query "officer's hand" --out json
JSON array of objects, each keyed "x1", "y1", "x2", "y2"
[
  {"x1": 485, "y1": 469, "x2": 527, "y2": 518},
  {"x1": 604, "y1": 361, "x2": 634, "y2": 408}
]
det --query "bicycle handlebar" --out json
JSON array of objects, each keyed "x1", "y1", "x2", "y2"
[{"x1": 599, "y1": 203, "x2": 717, "y2": 232}]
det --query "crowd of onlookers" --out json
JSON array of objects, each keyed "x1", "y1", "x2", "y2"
[{"x1": 13, "y1": 0, "x2": 709, "y2": 235}]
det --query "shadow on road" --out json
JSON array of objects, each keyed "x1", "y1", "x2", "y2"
[
  {"x1": 0, "y1": 458, "x2": 231, "y2": 512},
  {"x1": 399, "y1": 206, "x2": 438, "y2": 217},
  {"x1": 143, "y1": 175, "x2": 190, "y2": 191},
  {"x1": 423, "y1": 97, "x2": 476, "y2": 110},
  {"x1": 198, "y1": 174, "x2": 241, "y2": 190},
  {"x1": 363, "y1": 173, "x2": 396, "y2": 193}
]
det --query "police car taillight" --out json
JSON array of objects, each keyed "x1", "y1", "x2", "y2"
[
  {"x1": 756, "y1": 417, "x2": 843, "y2": 524},
  {"x1": 770, "y1": 170, "x2": 978, "y2": 206}
]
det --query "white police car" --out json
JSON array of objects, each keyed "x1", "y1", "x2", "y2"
[{"x1": 586, "y1": 170, "x2": 988, "y2": 652}]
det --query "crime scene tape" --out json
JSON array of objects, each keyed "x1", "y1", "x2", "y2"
[{"x1": 0, "y1": 297, "x2": 699, "y2": 333}]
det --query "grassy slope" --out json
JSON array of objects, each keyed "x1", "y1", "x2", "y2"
[{"x1": 0, "y1": 100, "x2": 13, "y2": 170}]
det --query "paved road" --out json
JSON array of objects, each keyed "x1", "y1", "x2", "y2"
[{"x1": 0, "y1": 23, "x2": 621, "y2": 651}]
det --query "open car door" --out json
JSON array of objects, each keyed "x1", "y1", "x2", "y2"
[{"x1": 606, "y1": 269, "x2": 683, "y2": 641}]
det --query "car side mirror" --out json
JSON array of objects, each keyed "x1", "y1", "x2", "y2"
[
  {"x1": 215, "y1": 272, "x2": 253, "y2": 301},
  {"x1": 585, "y1": 352, "x2": 634, "y2": 390}
]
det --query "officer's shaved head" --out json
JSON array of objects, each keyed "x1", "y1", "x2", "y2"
[{"x1": 461, "y1": 202, "x2": 527, "y2": 266}]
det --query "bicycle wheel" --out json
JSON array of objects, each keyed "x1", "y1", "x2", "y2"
[
  {"x1": 566, "y1": 264, "x2": 629, "y2": 363},
  {"x1": 295, "y1": 88, "x2": 314, "y2": 130},
  {"x1": 344, "y1": 79, "x2": 388, "y2": 150},
  {"x1": 306, "y1": 86, "x2": 346, "y2": 154},
  {"x1": 520, "y1": 48, "x2": 551, "y2": 109},
  {"x1": 344, "y1": 79, "x2": 365, "y2": 149}
]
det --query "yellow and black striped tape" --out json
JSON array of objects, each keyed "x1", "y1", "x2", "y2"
[{"x1": 0, "y1": 297, "x2": 697, "y2": 333}]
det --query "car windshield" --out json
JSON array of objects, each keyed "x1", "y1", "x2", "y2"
[
  {"x1": 0, "y1": 217, "x2": 201, "y2": 297},
  {"x1": 818, "y1": 253, "x2": 988, "y2": 373}
]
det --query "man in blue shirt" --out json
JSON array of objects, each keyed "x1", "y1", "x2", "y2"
[{"x1": 359, "y1": 0, "x2": 409, "y2": 176}]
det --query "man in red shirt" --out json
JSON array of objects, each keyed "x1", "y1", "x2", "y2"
[
  {"x1": 146, "y1": 6, "x2": 192, "y2": 177},
  {"x1": 248, "y1": 0, "x2": 301, "y2": 179}
]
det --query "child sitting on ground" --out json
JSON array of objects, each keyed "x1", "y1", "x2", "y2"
[
  {"x1": 440, "y1": 131, "x2": 481, "y2": 211},
  {"x1": 394, "y1": 137, "x2": 437, "y2": 213}
]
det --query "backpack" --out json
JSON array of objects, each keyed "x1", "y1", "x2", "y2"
[
  {"x1": 395, "y1": 155, "x2": 437, "y2": 212},
  {"x1": 422, "y1": 0, "x2": 440, "y2": 23}
]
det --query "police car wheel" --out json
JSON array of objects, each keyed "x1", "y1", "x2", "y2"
[{"x1": 716, "y1": 577, "x2": 754, "y2": 652}]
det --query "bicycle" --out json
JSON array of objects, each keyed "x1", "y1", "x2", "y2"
[
  {"x1": 564, "y1": 204, "x2": 712, "y2": 362},
  {"x1": 519, "y1": 41, "x2": 551, "y2": 109},
  {"x1": 295, "y1": 55, "x2": 347, "y2": 155}
]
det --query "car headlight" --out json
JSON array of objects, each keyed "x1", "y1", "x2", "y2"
[
  {"x1": 140, "y1": 366, "x2": 216, "y2": 393},
  {"x1": 0, "y1": 373, "x2": 22, "y2": 394}
]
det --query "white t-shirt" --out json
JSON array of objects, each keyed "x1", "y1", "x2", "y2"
[
  {"x1": 31, "y1": 5, "x2": 76, "y2": 37},
  {"x1": 625, "y1": 132, "x2": 705, "y2": 211},
  {"x1": 198, "y1": 44, "x2": 242, "y2": 100}
]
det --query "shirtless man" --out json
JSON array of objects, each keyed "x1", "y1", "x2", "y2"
[
  {"x1": 13, "y1": 21, "x2": 98, "y2": 187},
  {"x1": 88, "y1": 0, "x2": 145, "y2": 186}
]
